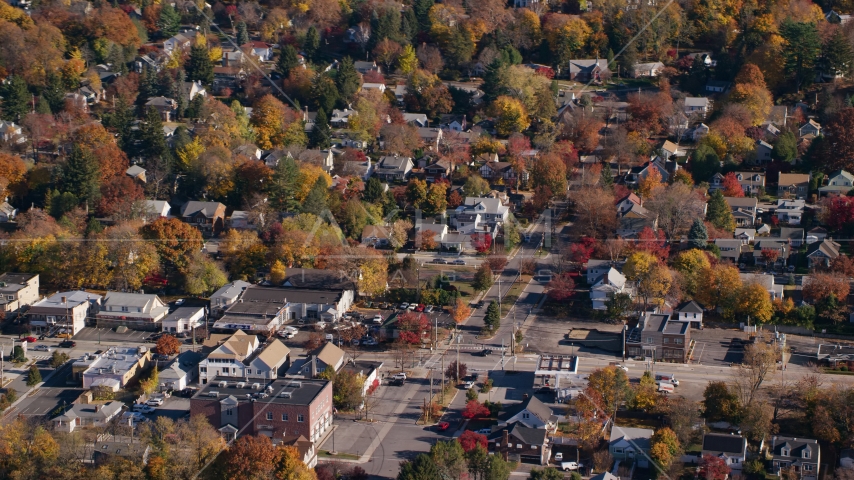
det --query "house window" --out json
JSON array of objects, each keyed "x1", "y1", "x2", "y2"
[
  {"x1": 282, "y1": 414, "x2": 289, "y2": 421},
  {"x1": 122, "y1": 306, "x2": 129, "y2": 312},
  {"x1": 226, "y1": 409, "x2": 233, "y2": 416},
  {"x1": 614, "y1": 448, "x2": 624, "y2": 454},
  {"x1": 298, "y1": 415, "x2": 304, "y2": 422},
  {"x1": 781, "y1": 449, "x2": 789, "y2": 456},
  {"x1": 732, "y1": 458, "x2": 739, "y2": 464},
  {"x1": 267, "y1": 412, "x2": 273, "y2": 420},
  {"x1": 200, "y1": 367, "x2": 207, "y2": 373},
  {"x1": 675, "y1": 339, "x2": 683, "y2": 345},
  {"x1": 517, "y1": 444, "x2": 523, "y2": 449},
  {"x1": 803, "y1": 451, "x2": 811, "y2": 459},
  {"x1": 522, "y1": 413, "x2": 529, "y2": 419},
  {"x1": 803, "y1": 464, "x2": 813, "y2": 471},
  {"x1": 663, "y1": 338, "x2": 671, "y2": 344},
  {"x1": 646, "y1": 337, "x2": 654, "y2": 344},
  {"x1": 246, "y1": 369, "x2": 252, "y2": 375}
]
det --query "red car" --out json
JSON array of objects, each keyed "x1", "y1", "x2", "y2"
[
  {"x1": 22, "y1": 336, "x2": 37, "y2": 343},
  {"x1": 415, "y1": 304, "x2": 425, "y2": 312},
  {"x1": 437, "y1": 421, "x2": 450, "y2": 431}
]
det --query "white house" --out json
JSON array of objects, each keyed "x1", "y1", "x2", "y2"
[
  {"x1": 590, "y1": 268, "x2": 629, "y2": 311},
  {"x1": 163, "y1": 31, "x2": 197, "y2": 54},
  {"x1": 497, "y1": 395, "x2": 557, "y2": 433},
  {"x1": 819, "y1": 170, "x2": 854, "y2": 196},
  {"x1": 684, "y1": 97, "x2": 710, "y2": 117},
  {"x1": 0, "y1": 273, "x2": 40, "y2": 316},
  {"x1": 161, "y1": 306, "x2": 205, "y2": 334},
  {"x1": 702, "y1": 433, "x2": 747, "y2": 471},
  {"x1": 776, "y1": 199, "x2": 806, "y2": 225},
  {"x1": 692, "y1": 123, "x2": 709, "y2": 142},
  {"x1": 144, "y1": 200, "x2": 171, "y2": 219},
  {"x1": 210, "y1": 281, "x2": 252, "y2": 313},
  {"x1": 632, "y1": 62, "x2": 664, "y2": 77},
  {"x1": 241, "y1": 41, "x2": 273, "y2": 61},
  {"x1": 674, "y1": 300, "x2": 703, "y2": 328},
  {"x1": 27, "y1": 291, "x2": 101, "y2": 336},
  {"x1": 361, "y1": 82, "x2": 386, "y2": 93},
  {"x1": 96, "y1": 292, "x2": 169, "y2": 330},
  {"x1": 159, "y1": 350, "x2": 203, "y2": 392},
  {"x1": 198, "y1": 331, "x2": 290, "y2": 384}
]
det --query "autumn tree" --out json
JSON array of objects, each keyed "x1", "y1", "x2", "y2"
[
  {"x1": 216, "y1": 435, "x2": 279, "y2": 480},
  {"x1": 141, "y1": 217, "x2": 204, "y2": 275},
  {"x1": 721, "y1": 172, "x2": 745, "y2": 197},
  {"x1": 473, "y1": 263, "x2": 494, "y2": 292},
  {"x1": 491, "y1": 95, "x2": 529, "y2": 136},
  {"x1": 445, "y1": 360, "x2": 468, "y2": 383},
  {"x1": 646, "y1": 183, "x2": 708, "y2": 240},
  {"x1": 695, "y1": 264, "x2": 742, "y2": 317},
  {"x1": 802, "y1": 272, "x2": 850, "y2": 303},
  {"x1": 631, "y1": 371, "x2": 658, "y2": 411},
  {"x1": 624, "y1": 251, "x2": 672, "y2": 308},
  {"x1": 699, "y1": 454, "x2": 731, "y2": 480},
  {"x1": 570, "y1": 186, "x2": 617, "y2": 238},
  {"x1": 155, "y1": 335, "x2": 181, "y2": 356},
  {"x1": 585, "y1": 366, "x2": 631, "y2": 416},
  {"x1": 650, "y1": 427, "x2": 681, "y2": 469},
  {"x1": 816, "y1": 108, "x2": 854, "y2": 172},
  {"x1": 462, "y1": 400, "x2": 490, "y2": 419},
  {"x1": 452, "y1": 298, "x2": 471, "y2": 329},
  {"x1": 703, "y1": 381, "x2": 741, "y2": 423},
  {"x1": 546, "y1": 273, "x2": 576, "y2": 302},
  {"x1": 530, "y1": 153, "x2": 567, "y2": 198}
]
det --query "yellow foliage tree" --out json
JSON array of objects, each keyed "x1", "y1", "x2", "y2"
[
  {"x1": 208, "y1": 46, "x2": 223, "y2": 63},
  {"x1": 696, "y1": 264, "x2": 742, "y2": 317},
  {"x1": 397, "y1": 44, "x2": 417, "y2": 74},
  {"x1": 624, "y1": 251, "x2": 671, "y2": 307},
  {"x1": 295, "y1": 163, "x2": 332, "y2": 202},
  {"x1": 730, "y1": 82, "x2": 772, "y2": 126},
  {"x1": 737, "y1": 282, "x2": 773, "y2": 324},
  {"x1": 671, "y1": 249, "x2": 710, "y2": 297},
  {"x1": 176, "y1": 138, "x2": 204, "y2": 171},
  {"x1": 637, "y1": 167, "x2": 663, "y2": 200},
  {"x1": 491, "y1": 96, "x2": 529, "y2": 136},
  {"x1": 270, "y1": 260, "x2": 286, "y2": 284}
]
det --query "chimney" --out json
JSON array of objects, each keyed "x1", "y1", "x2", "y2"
[
  {"x1": 502, "y1": 429, "x2": 509, "y2": 445},
  {"x1": 61, "y1": 296, "x2": 67, "y2": 304},
  {"x1": 95, "y1": 404, "x2": 101, "y2": 412},
  {"x1": 310, "y1": 355, "x2": 317, "y2": 378}
]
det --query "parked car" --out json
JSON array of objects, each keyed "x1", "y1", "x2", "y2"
[
  {"x1": 278, "y1": 330, "x2": 296, "y2": 339},
  {"x1": 362, "y1": 337, "x2": 378, "y2": 346},
  {"x1": 22, "y1": 336, "x2": 37, "y2": 343},
  {"x1": 392, "y1": 372, "x2": 407, "y2": 380},
  {"x1": 450, "y1": 259, "x2": 466, "y2": 265},
  {"x1": 437, "y1": 421, "x2": 450, "y2": 431},
  {"x1": 32, "y1": 345, "x2": 52, "y2": 352},
  {"x1": 407, "y1": 304, "x2": 416, "y2": 311},
  {"x1": 561, "y1": 462, "x2": 582, "y2": 471},
  {"x1": 146, "y1": 397, "x2": 164, "y2": 407},
  {"x1": 325, "y1": 333, "x2": 334, "y2": 342},
  {"x1": 425, "y1": 305, "x2": 434, "y2": 313},
  {"x1": 351, "y1": 339, "x2": 360, "y2": 346},
  {"x1": 58, "y1": 341, "x2": 76, "y2": 348},
  {"x1": 121, "y1": 412, "x2": 145, "y2": 422},
  {"x1": 476, "y1": 428, "x2": 492, "y2": 435},
  {"x1": 372, "y1": 315, "x2": 383, "y2": 324},
  {"x1": 133, "y1": 404, "x2": 156, "y2": 414},
  {"x1": 478, "y1": 349, "x2": 493, "y2": 357},
  {"x1": 399, "y1": 303, "x2": 410, "y2": 310},
  {"x1": 389, "y1": 378, "x2": 405, "y2": 386},
  {"x1": 378, "y1": 302, "x2": 389, "y2": 309},
  {"x1": 431, "y1": 258, "x2": 447, "y2": 264},
  {"x1": 415, "y1": 304, "x2": 425, "y2": 312},
  {"x1": 174, "y1": 299, "x2": 184, "y2": 306},
  {"x1": 464, "y1": 381, "x2": 475, "y2": 389},
  {"x1": 555, "y1": 453, "x2": 564, "y2": 461}
]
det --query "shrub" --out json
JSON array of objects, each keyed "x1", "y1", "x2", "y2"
[{"x1": 466, "y1": 388, "x2": 478, "y2": 401}]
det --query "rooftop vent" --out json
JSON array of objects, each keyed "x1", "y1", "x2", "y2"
[
  {"x1": 208, "y1": 391, "x2": 219, "y2": 397},
  {"x1": 280, "y1": 391, "x2": 292, "y2": 398},
  {"x1": 218, "y1": 381, "x2": 228, "y2": 388},
  {"x1": 289, "y1": 381, "x2": 301, "y2": 388},
  {"x1": 252, "y1": 383, "x2": 261, "y2": 390},
  {"x1": 236, "y1": 382, "x2": 246, "y2": 389}
]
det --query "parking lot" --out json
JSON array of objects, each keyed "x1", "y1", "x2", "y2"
[
  {"x1": 73, "y1": 327, "x2": 153, "y2": 344},
  {"x1": 691, "y1": 327, "x2": 750, "y2": 366}
]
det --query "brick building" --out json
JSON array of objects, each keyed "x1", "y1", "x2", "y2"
[
  {"x1": 190, "y1": 377, "x2": 332, "y2": 445},
  {"x1": 625, "y1": 312, "x2": 691, "y2": 362}
]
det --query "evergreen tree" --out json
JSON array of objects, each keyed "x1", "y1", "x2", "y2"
[
  {"x1": 310, "y1": 108, "x2": 332, "y2": 149},
  {"x1": 772, "y1": 131, "x2": 798, "y2": 162},
  {"x1": 0, "y1": 75, "x2": 29, "y2": 122},
  {"x1": 271, "y1": 156, "x2": 302, "y2": 212},
  {"x1": 42, "y1": 73, "x2": 66, "y2": 114},
  {"x1": 103, "y1": 97, "x2": 136, "y2": 155},
  {"x1": 484, "y1": 301, "x2": 500, "y2": 331},
  {"x1": 780, "y1": 19, "x2": 821, "y2": 91},
  {"x1": 62, "y1": 144, "x2": 101, "y2": 206},
  {"x1": 688, "y1": 219, "x2": 708, "y2": 250},
  {"x1": 706, "y1": 190, "x2": 736, "y2": 232},
  {"x1": 26, "y1": 365, "x2": 41, "y2": 386},
  {"x1": 303, "y1": 26, "x2": 320, "y2": 62},
  {"x1": 172, "y1": 125, "x2": 193, "y2": 152},
  {"x1": 276, "y1": 44, "x2": 301, "y2": 78},
  {"x1": 398, "y1": 453, "x2": 441, "y2": 480},
  {"x1": 401, "y1": 7, "x2": 418, "y2": 42},
  {"x1": 157, "y1": 3, "x2": 181, "y2": 38},
  {"x1": 185, "y1": 93, "x2": 205, "y2": 119},
  {"x1": 600, "y1": 162, "x2": 614, "y2": 187},
  {"x1": 35, "y1": 96, "x2": 51, "y2": 114},
  {"x1": 481, "y1": 59, "x2": 506, "y2": 103},
  {"x1": 413, "y1": 0, "x2": 434, "y2": 33},
  {"x1": 107, "y1": 44, "x2": 129, "y2": 75},
  {"x1": 689, "y1": 144, "x2": 720, "y2": 182},
  {"x1": 137, "y1": 65, "x2": 159, "y2": 109},
  {"x1": 186, "y1": 43, "x2": 214, "y2": 85},
  {"x1": 236, "y1": 21, "x2": 250, "y2": 46},
  {"x1": 336, "y1": 57, "x2": 362, "y2": 102},
  {"x1": 607, "y1": 48, "x2": 616, "y2": 70},
  {"x1": 138, "y1": 106, "x2": 171, "y2": 161},
  {"x1": 445, "y1": 28, "x2": 475, "y2": 67},
  {"x1": 364, "y1": 177, "x2": 385, "y2": 203},
  {"x1": 301, "y1": 176, "x2": 329, "y2": 215},
  {"x1": 618, "y1": 44, "x2": 638, "y2": 78},
  {"x1": 823, "y1": 28, "x2": 854, "y2": 78},
  {"x1": 311, "y1": 73, "x2": 339, "y2": 113}
]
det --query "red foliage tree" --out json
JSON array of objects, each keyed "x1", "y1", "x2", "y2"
[
  {"x1": 396, "y1": 311, "x2": 431, "y2": 344},
  {"x1": 546, "y1": 273, "x2": 576, "y2": 302},
  {"x1": 448, "y1": 190, "x2": 463, "y2": 207},
  {"x1": 461, "y1": 400, "x2": 490, "y2": 419},
  {"x1": 458, "y1": 430, "x2": 488, "y2": 452},
  {"x1": 632, "y1": 227, "x2": 670, "y2": 261},
  {"x1": 816, "y1": 108, "x2": 854, "y2": 173},
  {"x1": 831, "y1": 255, "x2": 854, "y2": 277},
  {"x1": 721, "y1": 172, "x2": 745, "y2": 197},
  {"x1": 471, "y1": 233, "x2": 493, "y2": 254},
  {"x1": 613, "y1": 184, "x2": 630, "y2": 201},
  {"x1": 760, "y1": 248, "x2": 780, "y2": 265},
  {"x1": 699, "y1": 454, "x2": 731, "y2": 480},
  {"x1": 823, "y1": 195, "x2": 854, "y2": 231},
  {"x1": 802, "y1": 273, "x2": 851, "y2": 302},
  {"x1": 95, "y1": 175, "x2": 144, "y2": 217},
  {"x1": 570, "y1": 237, "x2": 596, "y2": 264}
]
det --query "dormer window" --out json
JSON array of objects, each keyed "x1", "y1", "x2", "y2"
[
  {"x1": 781, "y1": 449, "x2": 789, "y2": 456},
  {"x1": 802, "y1": 450, "x2": 810, "y2": 459}
]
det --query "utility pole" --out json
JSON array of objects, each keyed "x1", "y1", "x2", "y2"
[
  {"x1": 456, "y1": 334, "x2": 460, "y2": 383},
  {"x1": 441, "y1": 351, "x2": 445, "y2": 403}
]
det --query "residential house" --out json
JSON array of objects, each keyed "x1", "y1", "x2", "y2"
[
  {"x1": 609, "y1": 426, "x2": 654, "y2": 468},
  {"x1": 740, "y1": 273, "x2": 783, "y2": 301},
  {"x1": 221, "y1": 49, "x2": 244, "y2": 68},
  {"x1": 660, "y1": 140, "x2": 685, "y2": 160},
  {"x1": 344, "y1": 24, "x2": 370, "y2": 44},
  {"x1": 340, "y1": 361, "x2": 382, "y2": 397},
  {"x1": 590, "y1": 268, "x2": 630, "y2": 311},
  {"x1": 75, "y1": 346, "x2": 152, "y2": 390},
  {"x1": 401, "y1": 112, "x2": 427, "y2": 127},
  {"x1": 417, "y1": 127, "x2": 443, "y2": 151},
  {"x1": 27, "y1": 291, "x2": 102, "y2": 336},
  {"x1": 497, "y1": 394, "x2": 558, "y2": 432},
  {"x1": 839, "y1": 449, "x2": 854, "y2": 469},
  {"x1": 159, "y1": 351, "x2": 203, "y2": 392},
  {"x1": 487, "y1": 423, "x2": 550, "y2": 465},
  {"x1": 567, "y1": 59, "x2": 609, "y2": 82},
  {"x1": 692, "y1": 123, "x2": 710, "y2": 141},
  {"x1": 393, "y1": 84, "x2": 407, "y2": 104},
  {"x1": 439, "y1": 232, "x2": 472, "y2": 253},
  {"x1": 705, "y1": 80, "x2": 732, "y2": 93},
  {"x1": 0, "y1": 120, "x2": 24, "y2": 143},
  {"x1": 0, "y1": 273, "x2": 40, "y2": 316},
  {"x1": 125, "y1": 165, "x2": 147, "y2": 183},
  {"x1": 53, "y1": 401, "x2": 124, "y2": 432},
  {"x1": 826, "y1": 10, "x2": 853, "y2": 24},
  {"x1": 95, "y1": 292, "x2": 169, "y2": 330},
  {"x1": 617, "y1": 203, "x2": 658, "y2": 237},
  {"x1": 199, "y1": 331, "x2": 290, "y2": 384},
  {"x1": 354, "y1": 61, "x2": 380, "y2": 75},
  {"x1": 752, "y1": 241, "x2": 790, "y2": 269},
  {"x1": 234, "y1": 144, "x2": 262, "y2": 160},
  {"x1": 724, "y1": 197, "x2": 758, "y2": 227},
  {"x1": 93, "y1": 438, "x2": 151, "y2": 466},
  {"x1": 144, "y1": 97, "x2": 178, "y2": 122},
  {"x1": 684, "y1": 97, "x2": 711, "y2": 117},
  {"x1": 586, "y1": 260, "x2": 619, "y2": 284},
  {"x1": 180, "y1": 80, "x2": 206, "y2": 101},
  {"x1": 819, "y1": 170, "x2": 854, "y2": 196},
  {"x1": 374, "y1": 155, "x2": 414, "y2": 181},
  {"x1": 415, "y1": 218, "x2": 448, "y2": 245},
  {"x1": 715, "y1": 239, "x2": 749, "y2": 264},
  {"x1": 779, "y1": 227, "x2": 805, "y2": 247},
  {"x1": 424, "y1": 158, "x2": 452, "y2": 183},
  {"x1": 452, "y1": 197, "x2": 510, "y2": 230},
  {"x1": 674, "y1": 300, "x2": 703, "y2": 328},
  {"x1": 756, "y1": 140, "x2": 773, "y2": 163},
  {"x1": 769, "y1": 436, "x2": 820, "y2": 480},
  {"x1": 180, "y1": 201, "x2": 227, "y2": 235},
  {"x1": 361, "y1": 225, "x2": 391, "y2": 248},
  {"x1": 0, "y1": 201, "x2": 16, "y2": 222},
  {"x1": 283, "y1": 435, "x2": 318, "y2": 468},
  {"x1": 212, "y1": 290, "x2": 290, "y2": 333},
  {"x1": 615, "y1": 193, "x2": 642, "y2": 216},
  {"x1": 807, "y1": 239, "x2": 841, "y2": 268},
  {"x1": 513, "y1": 0, "x2": 548, "y2": 8},
  {"x1": 807, "y1": 226, "x2": 828, "y2": 243},
  {"x1": 735, "y1": 228, "x2": 756, "y2": 243},
  {"x1": 479, "y1": 161, "x2": 524, "y2": 184},
  {"x1": 625, "y1": 160, "x2": 670, "y2": 186},
  {"x1": 777, "y1": 173, "x2": 810, "y2": 198},
  {"x1": 710, "y1": 172, "x2": 765, "y2": 195},
  {"x1": 632, "y1": 62, "x2": 664, "y2": 78},
  {"x1": 241, "y1": 41, "x2": 273, "y2": 61},
  {"x1": 625, "y1": 312, "x2": 691, "y2": 362},
  {"x1": 687, "y1": 52, "x2": 715, "y2": 67},
  {"x1": 210, "y1": 281, "x2": 252, "y2": 314},
  {"x1": 776, "y1": 199, "x2": 806, "y2": 225},
  {"x1": 702, "y1": 433, "x2": 747, "y2": 471},
  {"x1": 163, "y1": 31, "x2": 196, "y2": 54},
  {"x1": 161, "y1": 306, "x2": 205, "y2": 334},
  {"x1": 287, "y1": 342, "x2": 346, "y2": 378},
  {"x1": 440, "y1": 114, "x2": 467, "y2": 131},
  {"x1": 362, "y1": 82, "x2": 386, "y2": 94},
  {"x1": 799, "y1": 120, "x2": 821, "y2": 138},
  {"x1": 330, "y1": 108, "x2": 356, "y2": 127},
  {"x1": 190, "y1": 377, "x2": 333, "y2": 444},
  {"x1": 228, "y1": 211, "x2": 260, "y2": 230}
]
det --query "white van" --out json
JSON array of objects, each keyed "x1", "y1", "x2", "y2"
[
  {"x1": 657, "y1": 382, "x2": 675, "y2": 394},
  {"x1": 655, "y1": 373, "x2": 679, "y2": 386}
]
